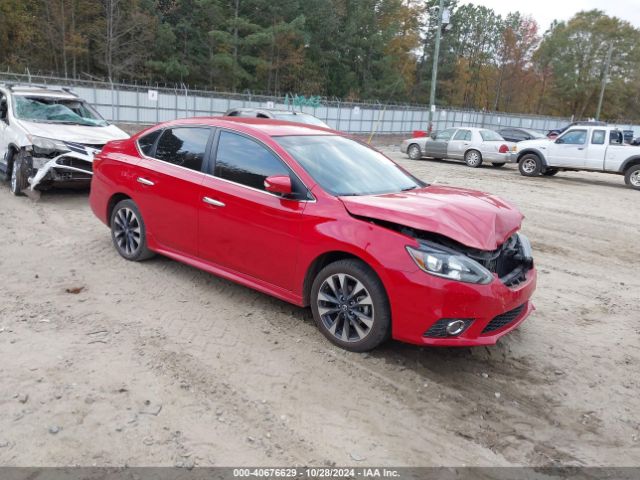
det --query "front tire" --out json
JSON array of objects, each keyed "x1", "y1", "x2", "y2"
[
  {"x1": 519, "y1": 154, "x2": 542, "y2": 176},
  {"x1": 464, "y1": 150, "x2": 482, "y2": 168},
  {"x1": 311, "y1": 259, "x2": 390, "y2": 352},
  {"x1": 624, "y1": 164, "x2": 640, "y2": 190},
  {"x1": 10, "y1": 150, "x2": 30, "y2": 196},
  {"x1": 407, "y1": 144, "x2": 422, "y2": 160},
  {"x1": 110, "y1": 199, "x2": 155, "y2": 261}
]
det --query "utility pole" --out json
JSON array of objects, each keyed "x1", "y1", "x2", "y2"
[
  {"x1": 596, "y1": 43, "x2": 613, "y2": 121},
  {"x1": 427, "y1": 0, "x2": 446, "y2": 134}
]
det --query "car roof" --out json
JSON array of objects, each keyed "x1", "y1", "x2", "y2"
[
  {"x1": 148, "y1": 116, "x2": 338, "y2": 137},
  {"x1": 6, "y1": 85, "x2": 78, "y2": 100}
]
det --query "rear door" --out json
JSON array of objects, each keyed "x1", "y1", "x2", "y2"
[
  {"x1": 133, "y1": 126, "x2": 213, "y2": 256},
  {"x1": 424, "y1": 128, "x2": 455, "y2": 158},
  {"x1": 583, "y1": 129, "x2": 607, "y2": 170},
  {"x1": 546, "y1": 129, "x2": 588, "y2": 167},
  {"x1": 448, "y1": 129, "x2": 472, "y2": 159},
  {"x1": 198, "y1": 130, "x2": 308, "y2": 291}
]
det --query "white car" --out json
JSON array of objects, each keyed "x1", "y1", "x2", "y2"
[
  {"x1": 400, "y1": 127, "x2": 515, "y2": 168},
  {"x1": 0, "y1": 84, "x2": 129, "y2": 196},
  {"x1": 510, "y1": 125, "x2": 640, "y2": 190}
]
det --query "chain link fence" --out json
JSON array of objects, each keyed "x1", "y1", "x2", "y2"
[{"x1": 1, "y1": 71, "x2": 638, "y2": 136}]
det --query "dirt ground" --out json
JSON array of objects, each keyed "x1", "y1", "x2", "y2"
[{"x1": 0, "y1": 145, "x2": 639, "y2": 468}]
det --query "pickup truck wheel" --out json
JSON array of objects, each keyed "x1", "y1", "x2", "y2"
[
  {"x1": 407, "y1": 144, "x2": 422, "y2": 160},
  {"x1": 10, "y1": 151, "x2": 31, "y2": 196},
  {"x1": 542, "y1": 168, "x2": 559, "y2": 176},
  {"x1": 519, "y1": 154, "x2": 542, "y2": 176},
  {"x1": 624, "y1": 165, "x2": 640, "y2": 189},
  {"x1": 464, "y1": 150, "x2": 482, "y2": 168}
]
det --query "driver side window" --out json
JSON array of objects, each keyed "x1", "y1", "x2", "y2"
[
  {"x1": 558, "y1": 130, "x2": 587, "y2": 145},
  {"x1": 436, "y1": 129, "x2": 455, "y2": 141}
]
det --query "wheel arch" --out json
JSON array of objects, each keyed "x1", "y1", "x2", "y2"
[
  {"x1": 106, "y1": 192, "x2": 132, "y2": 223},
  {"x1": 302, "y1": 250, "x2": 380, "y2": 307},
  {"x1": 517, "y1": 148, "x2": 548, "y2": 167},
  {"x1": 620, "y1": 156, "x2": 640, "y2": 173}
]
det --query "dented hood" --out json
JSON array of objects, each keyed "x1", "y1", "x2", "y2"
[
  {"x1": 15, "y1": 120, "x2": 129, "y2": 144},
  {"x1": 339, "y1": 185, "x2": 523, "y2": 251}
]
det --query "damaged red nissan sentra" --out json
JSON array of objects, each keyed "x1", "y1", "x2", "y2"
[{"x1": 90, "y1": 117, "x2": 536, "y2": 352}]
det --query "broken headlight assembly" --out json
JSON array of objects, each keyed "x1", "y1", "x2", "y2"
[
  {"x1": 29, "y1": 136, "x2": 69, "y2": 158},
  {"x1": 406, "y1": 242, "x2": 494, "y2": 285}
]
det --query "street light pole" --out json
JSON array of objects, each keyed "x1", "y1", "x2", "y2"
[
  {"x1": 427, "y1": 0, "x2": 445, "y2": 134},
  {"x1": 595, "y1": 42, "x2": 613, "y2": 121}
]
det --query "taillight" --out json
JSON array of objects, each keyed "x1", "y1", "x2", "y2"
[{"x1": 499, "y1": 144, "x2": 509, "y2": 153}]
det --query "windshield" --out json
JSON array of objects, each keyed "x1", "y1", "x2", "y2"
[
  {"x1": 479, "y1": 129, "x2": 504, "y2": 141},
  {"x1": 13, "y1": 95, "x2": 108, "y2": 126},
  {"x1": 276, "y1": 135, "x2": 424, "y2": 196},
  {"x1": 273, "y1": 112, "x2": 329, "y2": 128}
]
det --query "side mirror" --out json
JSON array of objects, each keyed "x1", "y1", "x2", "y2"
[{"x1": 264, "y1": 175, "x2": 292, "y2": 196}]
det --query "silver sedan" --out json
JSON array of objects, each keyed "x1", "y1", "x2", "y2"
[{"x1": 400, "y1": 127, "x2": 515, "y2": 168}]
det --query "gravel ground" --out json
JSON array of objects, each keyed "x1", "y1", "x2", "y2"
[{"x1": 0, "y1": 146, "x2": 638, "y2": 467}]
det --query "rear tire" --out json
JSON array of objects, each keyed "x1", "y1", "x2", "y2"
[
  {"x1": 624, "y1": 164, "x2": 640, "y2": 190},
  {"x1": 310, "y1": 259, "x2": 390, "y2": 352},
  {"x1": 407, "y1": 144, "x2": 422, "y2": 160},
  {"x1": 10, "y1": 150, "x2": 30, "y2": 196},
  {"x1": 464, "y1": 150, "x2": 482, "y2": 168},
  {"x1": 110, "y1": 199, "x2": 155, "y2": 261},
  {"x1": 519, "y1": 154, "x2": 542, "y2": 176}
]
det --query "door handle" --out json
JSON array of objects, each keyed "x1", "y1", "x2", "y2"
[
  {"x1": 203, "y1": 196, "x2": 225, "y2": 207},
  {"x1": 577, "y1": 147, "x2": 585, "y2": 150},
  {"x1": 137, "y1": 177, "x2": 155, "y2": 186}
]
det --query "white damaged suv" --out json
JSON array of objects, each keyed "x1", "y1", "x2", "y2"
[{"x1": 0, "y1": 84, "x2": 129, "y2": 196}]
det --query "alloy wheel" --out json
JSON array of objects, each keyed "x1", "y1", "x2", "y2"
[
  {"x1": 630, "y1": 170, "x2": 640, "y2": 187},
  {"x1": 408, "y1": 145, "x2": 421, "y2": 160},
  {"x1": 113, "y1": 207, "x2": 142, "y2": 256},
  {"x1": 522, "y1": 158, "x2": 537, "y2": 174},
  {"x1": 466, "y1": 151, "x2": 481, "y2": 167},
  {"x1": 317, "y1": 273, "x2": 374, "y2": 343}
]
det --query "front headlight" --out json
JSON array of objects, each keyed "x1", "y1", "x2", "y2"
[
  {"x1": 30, "y1": 136, "x2": 69, "y2": 156},
  {"x1": 406, "y1": 244, "x2": 494, "y2": 284}
]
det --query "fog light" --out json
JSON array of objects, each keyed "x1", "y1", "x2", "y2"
[{"x1": 445, "y1": 319, "x2": 467, "y2": 336}]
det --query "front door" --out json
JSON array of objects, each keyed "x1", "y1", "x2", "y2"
[
  {"x1": 423, "y1": 128, "x2": 455, "y2": 158},
  {"x1": 546, "y1": 129, "x2": 588, "y2": 167},
  {"x1": 198, "y1": 130, "x2": 307, "y2": 291},
  {"x1": 133, "y1": 126, "x2": 212, "y2": 256}
]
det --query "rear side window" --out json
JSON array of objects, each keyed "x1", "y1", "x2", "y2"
[
  {"x1": 154, "y1": 127, "x2": 211, "y2": 171},
  {"x1": 591, "y1": 130, "x2": 605, "y2": 145},
  {"x1": 453, "y1": 130, "x2": 471, "y2": 141},
  {"x1": 137, "y1": 130, "x2": 161, "y2": 156},
  {"x1": 214, "y1": 131, "x2": 290, "y2": 191}
]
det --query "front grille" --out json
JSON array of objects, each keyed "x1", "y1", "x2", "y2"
[
  {"x1": 424, "y1": 319, "x2": 473, "y2": 338},
  {"x1": 481, "y1": 304, "x2": 526, "y2": 334},
  {"x1": 470, "y1": 235, "x2": 532, "y2": 287},
  {"x1": 57, "y1": 157, "x2": 93, "y2": 172}
]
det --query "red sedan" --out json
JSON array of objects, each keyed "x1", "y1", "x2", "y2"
[{"x1": 90, "y1": 117, "x2": 536, "y2": 352}]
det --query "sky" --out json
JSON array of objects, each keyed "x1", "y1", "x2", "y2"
[{"x1": 462, "y1": 0, "x2": 640, "y2": 31}]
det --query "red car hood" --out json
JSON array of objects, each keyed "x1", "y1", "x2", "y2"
[{"x1": 339, "y1": 185, "x2": 523, "y2": 251}]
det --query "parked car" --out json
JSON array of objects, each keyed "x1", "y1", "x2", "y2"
[
  {"x1": 0, "y1": 84, "x2": 129, "y2": 196},
  {"x1": 400, "y1": 127, "x2": 514, "y2": 168},
  {"x1": 546, "y1": 121, "x2": 607, "y2": 140},
  {"x1": 224, "y1": 107, "x2": 330, "y2": 129},
  {"x1": 90, "y1": 117, "x2": 536, "y2": 352},
  {"x1": 511, "y1": 125, "x2": 640, "y2": 189},
  {"x1": 498, "y1": 127, "x2": 546, "y2": 143}
]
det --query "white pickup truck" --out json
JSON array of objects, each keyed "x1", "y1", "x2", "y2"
[{"x1": 510, "y1": 125, "x2": 640, "y2": 190}]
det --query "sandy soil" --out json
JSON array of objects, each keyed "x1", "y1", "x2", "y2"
[{"x1": 0, "y1": 146, "x2": 639, "y2": 467}]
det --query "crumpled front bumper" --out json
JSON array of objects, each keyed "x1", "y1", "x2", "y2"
[{"x1": 28, "y1": 146, "x2": 100, "y2": 190}]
